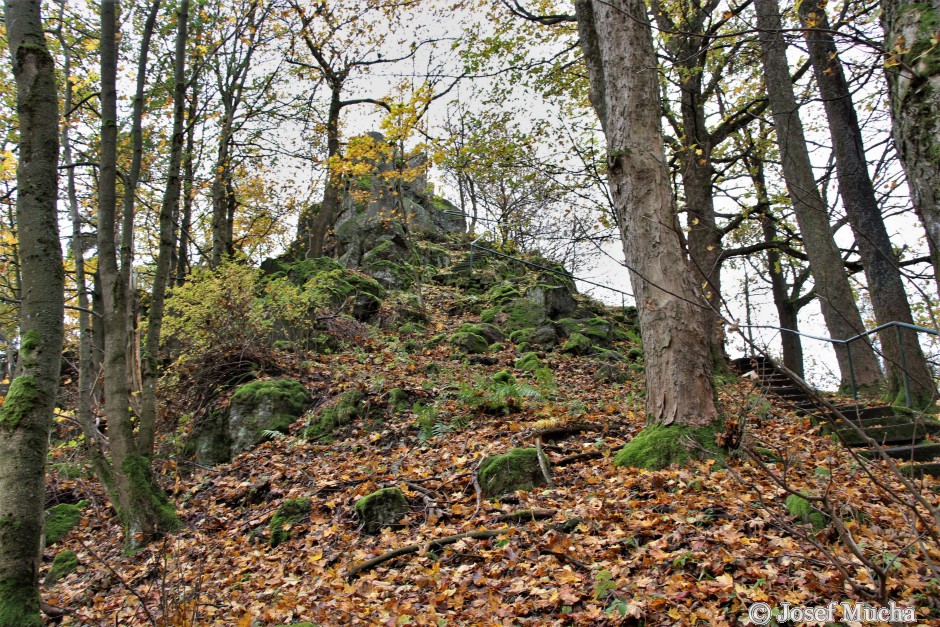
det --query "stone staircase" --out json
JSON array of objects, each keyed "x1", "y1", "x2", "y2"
[{"x1": 734, "y1": 355, "x2": 940, "y2": 478}]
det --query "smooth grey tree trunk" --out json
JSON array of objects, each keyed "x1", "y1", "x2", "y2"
[
  {"x1": 575, "y1": 0, "x2": 719, "y2": 428},
  {"x1": 754, "y1": 0, "x2": 884, "y2": 391},
  {"x1": 798, "y1": 0, "x2": 935, "y2": 405},
  {"x1": 0, "y1": 0, "x2": 64, "y2": 622},
  {"x1": 881, "y1": 0, "x2": 940, "y2": 298}
]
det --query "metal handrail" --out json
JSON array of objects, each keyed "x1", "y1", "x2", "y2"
[{"x1": 743, "y1": 322, "x2": 939, "y2": 406}]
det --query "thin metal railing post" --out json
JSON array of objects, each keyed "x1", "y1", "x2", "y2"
[
  {"x1": 846, "y1": 341, "x2": 858, "y2": 403},
  {"x1": 895, "y1": 325, "x2": 912, "y2": 407}
]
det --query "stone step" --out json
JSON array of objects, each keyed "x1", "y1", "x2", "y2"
[
  {"x1": 767, "y1": 387, "x2": 808, "y2": 399},
  {"x1": 861, "y1": 443, "x2": 940, "y2": 462},
  {"x1": 900, "y1": 463, "x2": 940, "y2": 478},
  {"x1": 836, "y1": 423, "x2": 933, "y2": 447},
  {"x1": 828, "y1": 405, "x2": 895, "y2": 421}
]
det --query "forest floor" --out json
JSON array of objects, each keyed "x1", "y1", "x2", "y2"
[{"x1": 42, "y1": 283, "x2": 940, "y2": 625}]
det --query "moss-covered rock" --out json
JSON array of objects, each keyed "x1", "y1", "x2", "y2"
[
  {"x1": 487, "y1": 282, "x2": 522, "y2": 306},
  {"x1": 514, "y1": 352, "x2": 543, "y2": 372},
  {"x1": 524, "y1": 283, "x2": 577, "y2": 318},
  {"x1": 614, "y1": 423, "x2": 721, "y2": 470},
  {"x1": 43, "y1": 550, "x2": 79, "y2": 587},
  {"x1": 305, "y1": 389, "x2": 366, "y2": 440},
  {"x1": 492, "y1": 370, "x2": 516, "y2": 385},
  {"x1": 456, "y1": 323, "x2": 505, "y2": 345},
  {"x1": 784, "y1": 493, "x2": 829, "y2": 531},
  {"x1": 580, "y1": 317, "x2": 625, "y2": 344},
  {"x1": 593, "y1": 362, "x2": 630, "y2": 384},
  {"x1": 562, "y1": 332, "x2": 593, "y2": 356},
  {"x1": 450, "y1": 331, "x2": 490, "y2": 354},
  {"x1": 508, "y1": 325, "x2": 558, "y2": 349},
  {"x1": 501, "y1": 298, "x2": 548, "y2": 333},
  {"x1": 478, "y1": 448, "x2": 550, "y2": 497},
  {"x1": 480, "y1": 308, "x2": 497, "y2": 323},
  {"x1": 44, "y1": 500, "x2": 88, "y2": 546},
  {"x1": 269, "y1": 498, "x2": 311, "y2": 547},
  {"x1": 354, "y1": 487, "x2": 410, "y2": 534},
  {"x1": 228, "y1": 379, "x2": 310, "y2": 455}
]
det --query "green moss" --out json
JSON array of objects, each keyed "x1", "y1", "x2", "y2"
[
  {"x1": 562, "y1": 332, "x2": 593, "y2": 356},
  {"x1": 480, "y1": 308, "x2": 497, "y2": 323},
  {"x1": 399, "y1": 322, "x2": 426, "y2": 335},
  {"x1": 450, "y1": 332, "x2": 489, "y2": 354},
  {"x1": 613, "y1": 423, "x2": 722, "y2": 470},
  {"x1": 354, "y1": 487, "x2": 409, "y2": 534},
  {"x1": 232, "y1": 379, "x2": 310, "y2": 416},
  {"x1": 456, "y1": 323, "x2": 504, "y2": 345},
  {"x1": 44, "y1": 550, "x2": 79, "y2": 586},
  {"x1": 305, "y1": 390, "x2": 365, "y2": 439},
  {"x1": 478, "y1": 448, "x2": 549, "y2": 497},
  {"x1": 0, "y1": 376, "x2": 39, "y2": 431},
  {"x1": 120, "y1": 455, "x2": 180, "y2": 534},
  {"x1": 388, "y1": 388, "x2": 408, "y2": 413},
  {"x1": 269, "y1": 498, "x2": 311, "y2": 547},
  {"x1": 0, "y1": 576, "x2": 42, "y2": 626},
  {"x1": 44, "y1": 500, "x2": 88, "y2": 545},
  {"x1": 502, "y1": 298, "x2": 547, "y2": 333},
  {"x1": 492, "y1": 370, "x2": 516, "y2": 385},
  {"x1": 515, "y1": 352, "x2": 542, "y2": 372},
  {"x1": 486, "y1": 282, "x2": 522, "y2": 305},
  {"x1": 784, "y1": 493, "x2": 829, "y2": 531},
  {"x1": 20, "y1": 330, "x2": 39, "y2": 352}
]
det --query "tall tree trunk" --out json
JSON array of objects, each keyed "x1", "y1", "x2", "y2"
[
  {"x1": 140, "y1": 0, "x2": 189, "y2": 458},
  {"x1": 762, "y1": 217, "x2": 804, "y2": 377},
  {"x1": 881, "y1": 0, "x2": 940, "y2": 298},
  {"x1": 176, "y1": 89, "x2": 199, "y2": 286},
  {"x1": 59, "y1": 15, "x2": 112, "y2": 486},
  {"x1": 98, "y1": 0, "x2": 178, "y2": 546},
  {"x1": 799, "y1": 0, "x2": 935, "y2": 405},
  {"x1": 754, "y1": 0, "x2": 883, "y2": 391},
  {"x1": 0, "y1": 0, "x2": 64, "y2": 622},
  {"x1": 307, "y1": 91, "x2": 342, "y2": 258},
  {"x1": 576, "y1": 0, "x2": 719, "y2": 433},
  {"x1": 210, "y1": 122, "x2": 234, "y2": 267}
]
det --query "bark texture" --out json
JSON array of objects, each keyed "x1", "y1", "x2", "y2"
[
  {"x1": 754, "y1": 0, "x2": 883, "y2": 389},
  {"x1": 0, "y1": 0, "x2": 64, "y2": 622},
  {"x1": 799, "y1": 0, "x2": 934, "y2": 405},
  {"x1": 576, "y1": 0, "x2": 718, "y2": 427},
  {"x1": 881, "y1": 0, "x2": 940, "y2": 296}
]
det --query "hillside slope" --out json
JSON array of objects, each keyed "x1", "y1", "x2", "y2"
[{"x1": 40, "y1": 244, "x2": 940, "y2": 625}]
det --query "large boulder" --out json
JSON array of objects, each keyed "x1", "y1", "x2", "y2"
[
  {"x1": 191, "y1": 379, "x2": 310, "y2": 464},
  {"x1": 478, "y1": 448, "x2": 550, "y2": 497}
]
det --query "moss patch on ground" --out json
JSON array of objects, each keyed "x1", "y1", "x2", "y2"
[
  {"x1": 478, "y1": 448, "x2": 550, "y2": 497},
  {"x1": 784, "y1": 493, "x2": 829, "y2": 531},
  {"x1": 613, "y1": 423, "x2": 722, "y2": 470},
  {"x1": 44, "y1": 550, "x2": 79, "y2": 587},
  {"x1": 305, "y1": 390, "x2": 367, "y2": 440},
  {"x1": 44, "y1": 500, "x2": 89, "y2": 546},
  {"x1": 269, "y1": 498, "x2": 311, "y2": 547},
  {"x1": 354, "y1": 487, "x2": 410, "y2": 534}
]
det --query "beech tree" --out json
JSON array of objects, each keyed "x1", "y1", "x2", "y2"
[
  {"x1": 0, "y1": 0, "x2": 65, "y2": 622},
  {"x1": 575, "y1": 0, "x2": 719, "y2": 463}
]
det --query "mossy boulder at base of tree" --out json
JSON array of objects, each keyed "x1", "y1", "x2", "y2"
[
  {"x1": 514, "y1": 352, "x2": 543, "y2": 372},
  {"x1": 478, "y1": 448, "x2": 550, "y2": 497},
  {"x1": 44, "y1": 550, "x2": 78, "y2": 587},
  {"x1": 354, "y1": 487, "x2": 410, "y2": 534},
  {"x1": 562, "y1": 332, "x2": 594, "y2": 356},
  {"x1": 44, "y1": 500, "x2": 89, "y2": 546},
  {"x1": 269, "y1": 498, "x2": 311, "y2": 547},
  {"x1": 784, "y1": 493, "x2": 830, "y2": 531},
  {"x1": 614, "y1": 423, "x2": 722, "y2": 470}
]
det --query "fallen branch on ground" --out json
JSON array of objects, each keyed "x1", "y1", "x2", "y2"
[{"x1": 346, "y1": 528, "x2": 515, "y2": 580}]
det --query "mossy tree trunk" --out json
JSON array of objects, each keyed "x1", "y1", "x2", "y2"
[
  {"x1": 0, "y1": 0, "x2": 65, "y2": 622},
  {"x1": 798, "y1": 0, "x2": 935, "y2": 406},
  {"x1": 97, "y1": 0, "x2": 178, "y2": 547},
  {"x1": 882, "y1": 0, "x2": 940, "y2": 299},
  {"x1": 575, "y1": 0, "x2": 719, "y2": 440}
]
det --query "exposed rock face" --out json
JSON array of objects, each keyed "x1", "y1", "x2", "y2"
[{"x1": 328, "y1": 132, "x2": 466, "y2": 289}]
